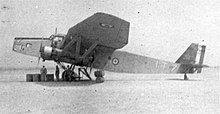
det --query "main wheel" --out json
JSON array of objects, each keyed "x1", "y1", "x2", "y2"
[
  {"x1": 96, "y1": 77, "x2": 105, "y2": 83},
  {"x1": 62, "y1": 70, "x2": 74, "y2": 81},
  {"x1": 94, "y1": 70, "x2": 105, "y2": 77},
  {"x1": 71, "y1": 72, "x2": 78, "y2": 81}
]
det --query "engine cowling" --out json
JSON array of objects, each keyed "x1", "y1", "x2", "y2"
[
  {"x1": 41, "y1": 46, "x2": 63, "y2": 60},
  {"x1": 41, "y1": 46, "x2": 53, "y2": 60},
  {"x1": 40, "y1": 46, "x2": 89, "y2": 65}
]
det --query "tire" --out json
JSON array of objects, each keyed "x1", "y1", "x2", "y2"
[
  {"x1": 96, "y1": 77, "x2": 105, "y2": 83},
  {"x1": 94, "y1": 71, "x2": 105, "y2": 77}
]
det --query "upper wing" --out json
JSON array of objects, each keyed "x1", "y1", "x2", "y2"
[
  {"x1": 61, "y1": 12, "x2": 130, "y2": 51},
  {"x1": 59, "y1": 12, "x2": 130, "y2": 69}
]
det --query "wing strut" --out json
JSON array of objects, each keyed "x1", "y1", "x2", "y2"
[
  {"x1": 81, "y1": 41, "x2": 99, "y2": 58},
  {"x1": 63, "y1": 38, "x2": 77, "y2": 51},
  {"x1": 75, "y1": 36, "x2": 81, "y2": 58}
]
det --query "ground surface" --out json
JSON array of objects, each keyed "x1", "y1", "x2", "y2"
[{"x1": 0, "y1": 68, "x2": 219, "y2": 114}]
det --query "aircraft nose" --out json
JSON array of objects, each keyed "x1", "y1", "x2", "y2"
[
  {"x1": 12, "y1": 38, "x2": 22, "y2": 52},
  {"x1": 12, "y1": 37, "x2": 53, "y2": 57}
]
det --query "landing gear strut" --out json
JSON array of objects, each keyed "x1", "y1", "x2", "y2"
[{"x1": 78, "y1": 67, "x2": 92, "y2": 80}]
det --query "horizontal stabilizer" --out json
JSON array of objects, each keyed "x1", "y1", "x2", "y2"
[{"x1": 193, "y1": 64, "x2": 209, "y2": 68}]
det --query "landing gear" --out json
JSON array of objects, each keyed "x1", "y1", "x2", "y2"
[
  {"x1": 57, "y1": 61, "x2": 105, "y2": 83},
  {"x1": 62, "y1": 70, "x2": 78, "y2": 82},
  {"x1": 94, "y1": 70, "x2": 105, "y2": 83},
  {"x1": 78, "y1": 67, "x2": 92, "y2": 80}
]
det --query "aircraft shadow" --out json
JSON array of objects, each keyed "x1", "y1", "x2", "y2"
[
  {"x1": 107, "y1": 78, "x2": 201, "y2": 82},
  {"x1": 106, "y1": 79, "x2": 161, "y2": 81},
  {"x1": 166, "y1": 78, "x2": 201, "y2": 81},
  {"x1": 34, "y1": 79, "x2": 100, "y2": 87}
]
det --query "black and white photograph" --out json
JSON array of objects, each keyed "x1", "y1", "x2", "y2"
[{"x1": 0, "y1": 0, "x2": 219, "y2": 113}]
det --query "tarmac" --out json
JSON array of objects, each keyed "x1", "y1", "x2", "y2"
[{"x1": 0, "y1": 68, "x2": 219, "y2": 114}]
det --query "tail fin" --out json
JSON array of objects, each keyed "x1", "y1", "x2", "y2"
[
  {"x1": 197, "y1": 45, "x2": 206, "y2": 73},
  {"x1": 175, "y1": 43, "x2": 199, "y2": 64}
]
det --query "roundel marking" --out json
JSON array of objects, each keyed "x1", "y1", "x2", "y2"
[
  {"x1": 100, "y1": 23, "x2": 114, "y2": 28},
  {"x1": 112, "y1": 58, "x2": 119, "y2": 65}
]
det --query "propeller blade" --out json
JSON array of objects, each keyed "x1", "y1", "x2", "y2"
[
  {"x1": 37, "y1": 56, "x2": 40, "y2": 65},
  {"x1": 40, "y1": 38, "x2": 43, "y2": 51},
  {"x1": 55, "y1": 28, "x2": 57, "y2": 35},
  {"x1": 37, "y1": 38, "x2": 43, "y2": 65}
]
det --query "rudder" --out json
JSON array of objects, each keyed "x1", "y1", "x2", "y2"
[{"x1": 197, "y1": 45, "x2": 206, "y2": 73}]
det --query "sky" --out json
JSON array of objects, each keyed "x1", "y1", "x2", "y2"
[{"x1": 0, "y1": 0, "x2": 220, "y2": 68}]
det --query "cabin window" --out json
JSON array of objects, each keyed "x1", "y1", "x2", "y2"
[
  {"x1": 53, "y1": 36, "x2": 63, "y2": 42},
  {"x1": 26, "y1": 43, "x2": 32, "y2": 48},
  {"x1": 52, "y1": 36, "x2": 64, "y2": 48}
]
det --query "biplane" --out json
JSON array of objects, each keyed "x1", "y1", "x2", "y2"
[{"x1": 12, "y1": 12, "x2": 207, "y2": 83}]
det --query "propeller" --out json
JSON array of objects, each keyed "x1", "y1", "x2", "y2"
[
  {"x1": 37, "y1": 37, "x2": 43, "y2": 65},
  {"x1": 37, "y1": 55, "x2": 40, "y2": 65},
  {"x1": 55, "y1": 27, "x2": 57, "y2": 35}
]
